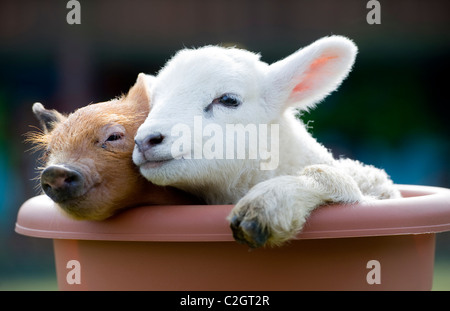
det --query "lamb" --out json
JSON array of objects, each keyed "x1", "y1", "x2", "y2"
[
  {"x1": 28, "y1": 74, "x2": 201, "y2": 220},
  {"x1": 132, "y1": 36, "x2": 401, "y2": 248}
]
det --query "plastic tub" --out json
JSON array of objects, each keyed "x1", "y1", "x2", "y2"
[{"x1": 15, "y1": 184, "x2": 450, "y2": 290}]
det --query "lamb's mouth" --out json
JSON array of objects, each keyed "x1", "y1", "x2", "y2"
[{"x1": 140, "y1": 158, "x2": 173, "y2": 169}]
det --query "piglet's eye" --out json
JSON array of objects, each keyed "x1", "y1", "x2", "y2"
[
  {"x1": 106, "y1": 133, "x2": 123, "y2": 142},
  {"x1": 42, "y1": 149, "x2": 51, "y2": 162}
]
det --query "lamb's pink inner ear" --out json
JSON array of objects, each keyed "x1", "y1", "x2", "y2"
[{"x1": 292, "y1": 55, "x2": 338, "y2": 94}]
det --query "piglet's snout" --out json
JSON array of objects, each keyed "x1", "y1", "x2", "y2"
[{"x1": 41, "y1": 165, "x2": 84, "y2": 203}]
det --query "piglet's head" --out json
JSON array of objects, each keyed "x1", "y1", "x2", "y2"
[{"x1": 28, "y1": 74, "x2": 199, "y2": 220}]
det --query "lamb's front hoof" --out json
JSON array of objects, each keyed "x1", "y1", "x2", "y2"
[{"x1": 230, "y1": 216, "x2": 269, "y2": 248}]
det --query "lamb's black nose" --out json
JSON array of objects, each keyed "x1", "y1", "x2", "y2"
[
  {"x1": 135, "y1": 132, "x2": 165, "y2": 153},
  {"x1": 41, "y1": 165, "x2": 84, "y2": 203}
]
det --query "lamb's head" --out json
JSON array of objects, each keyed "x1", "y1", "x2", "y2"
[{"x1": 133, "y1": 36, "x2": 357, "y2": 196}]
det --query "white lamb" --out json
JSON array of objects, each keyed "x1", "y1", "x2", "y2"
[{"x1": 132, "y1": 36, "x2": 401, "y2": 248}]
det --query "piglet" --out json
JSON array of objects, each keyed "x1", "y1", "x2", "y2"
[{"x1": 27, "y1": 74, "x2": 202, "y2": 220}]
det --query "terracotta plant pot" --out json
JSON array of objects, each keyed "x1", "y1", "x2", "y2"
[{"x1": 15, "y1": 184, "x2": 450, "y2": 290}]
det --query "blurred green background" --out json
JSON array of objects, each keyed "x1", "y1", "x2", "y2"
[{"x1": 1, "y1": 0, "x2": 449, "y2": 290}]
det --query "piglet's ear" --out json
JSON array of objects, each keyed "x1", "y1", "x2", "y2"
[
  {"x1": 32, "y1": 102, "x2": 65, "y2": 133},
  {"x1": 126, "y1": 73, "x2": 154, "y2": 110},
  {"x1": 265, "y1": 36, "x2": 357, "y2": 112}
]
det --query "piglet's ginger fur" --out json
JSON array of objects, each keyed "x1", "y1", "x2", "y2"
[{"x1": 28, "y1": 75, "x2": 201, "y2": 220}]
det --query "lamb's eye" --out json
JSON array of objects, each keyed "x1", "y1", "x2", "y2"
[
  {"x1": 218, "y1": 94, "x2": 241, "y2": 107},
  {"x1": 204, "y1": 93, "x2": 242, "y2": 114},
  {"x1": 106, "y1": 133, "x2": 123, "y2": 142}
]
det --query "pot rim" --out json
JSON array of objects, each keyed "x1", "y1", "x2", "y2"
[{"x1": 15, "y1": 184, "x2": 450, "y2": 241}]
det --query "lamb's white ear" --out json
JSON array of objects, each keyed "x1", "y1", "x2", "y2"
[{"x1": 265, "y1": 36, "x2": 357, "y2": 111}]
